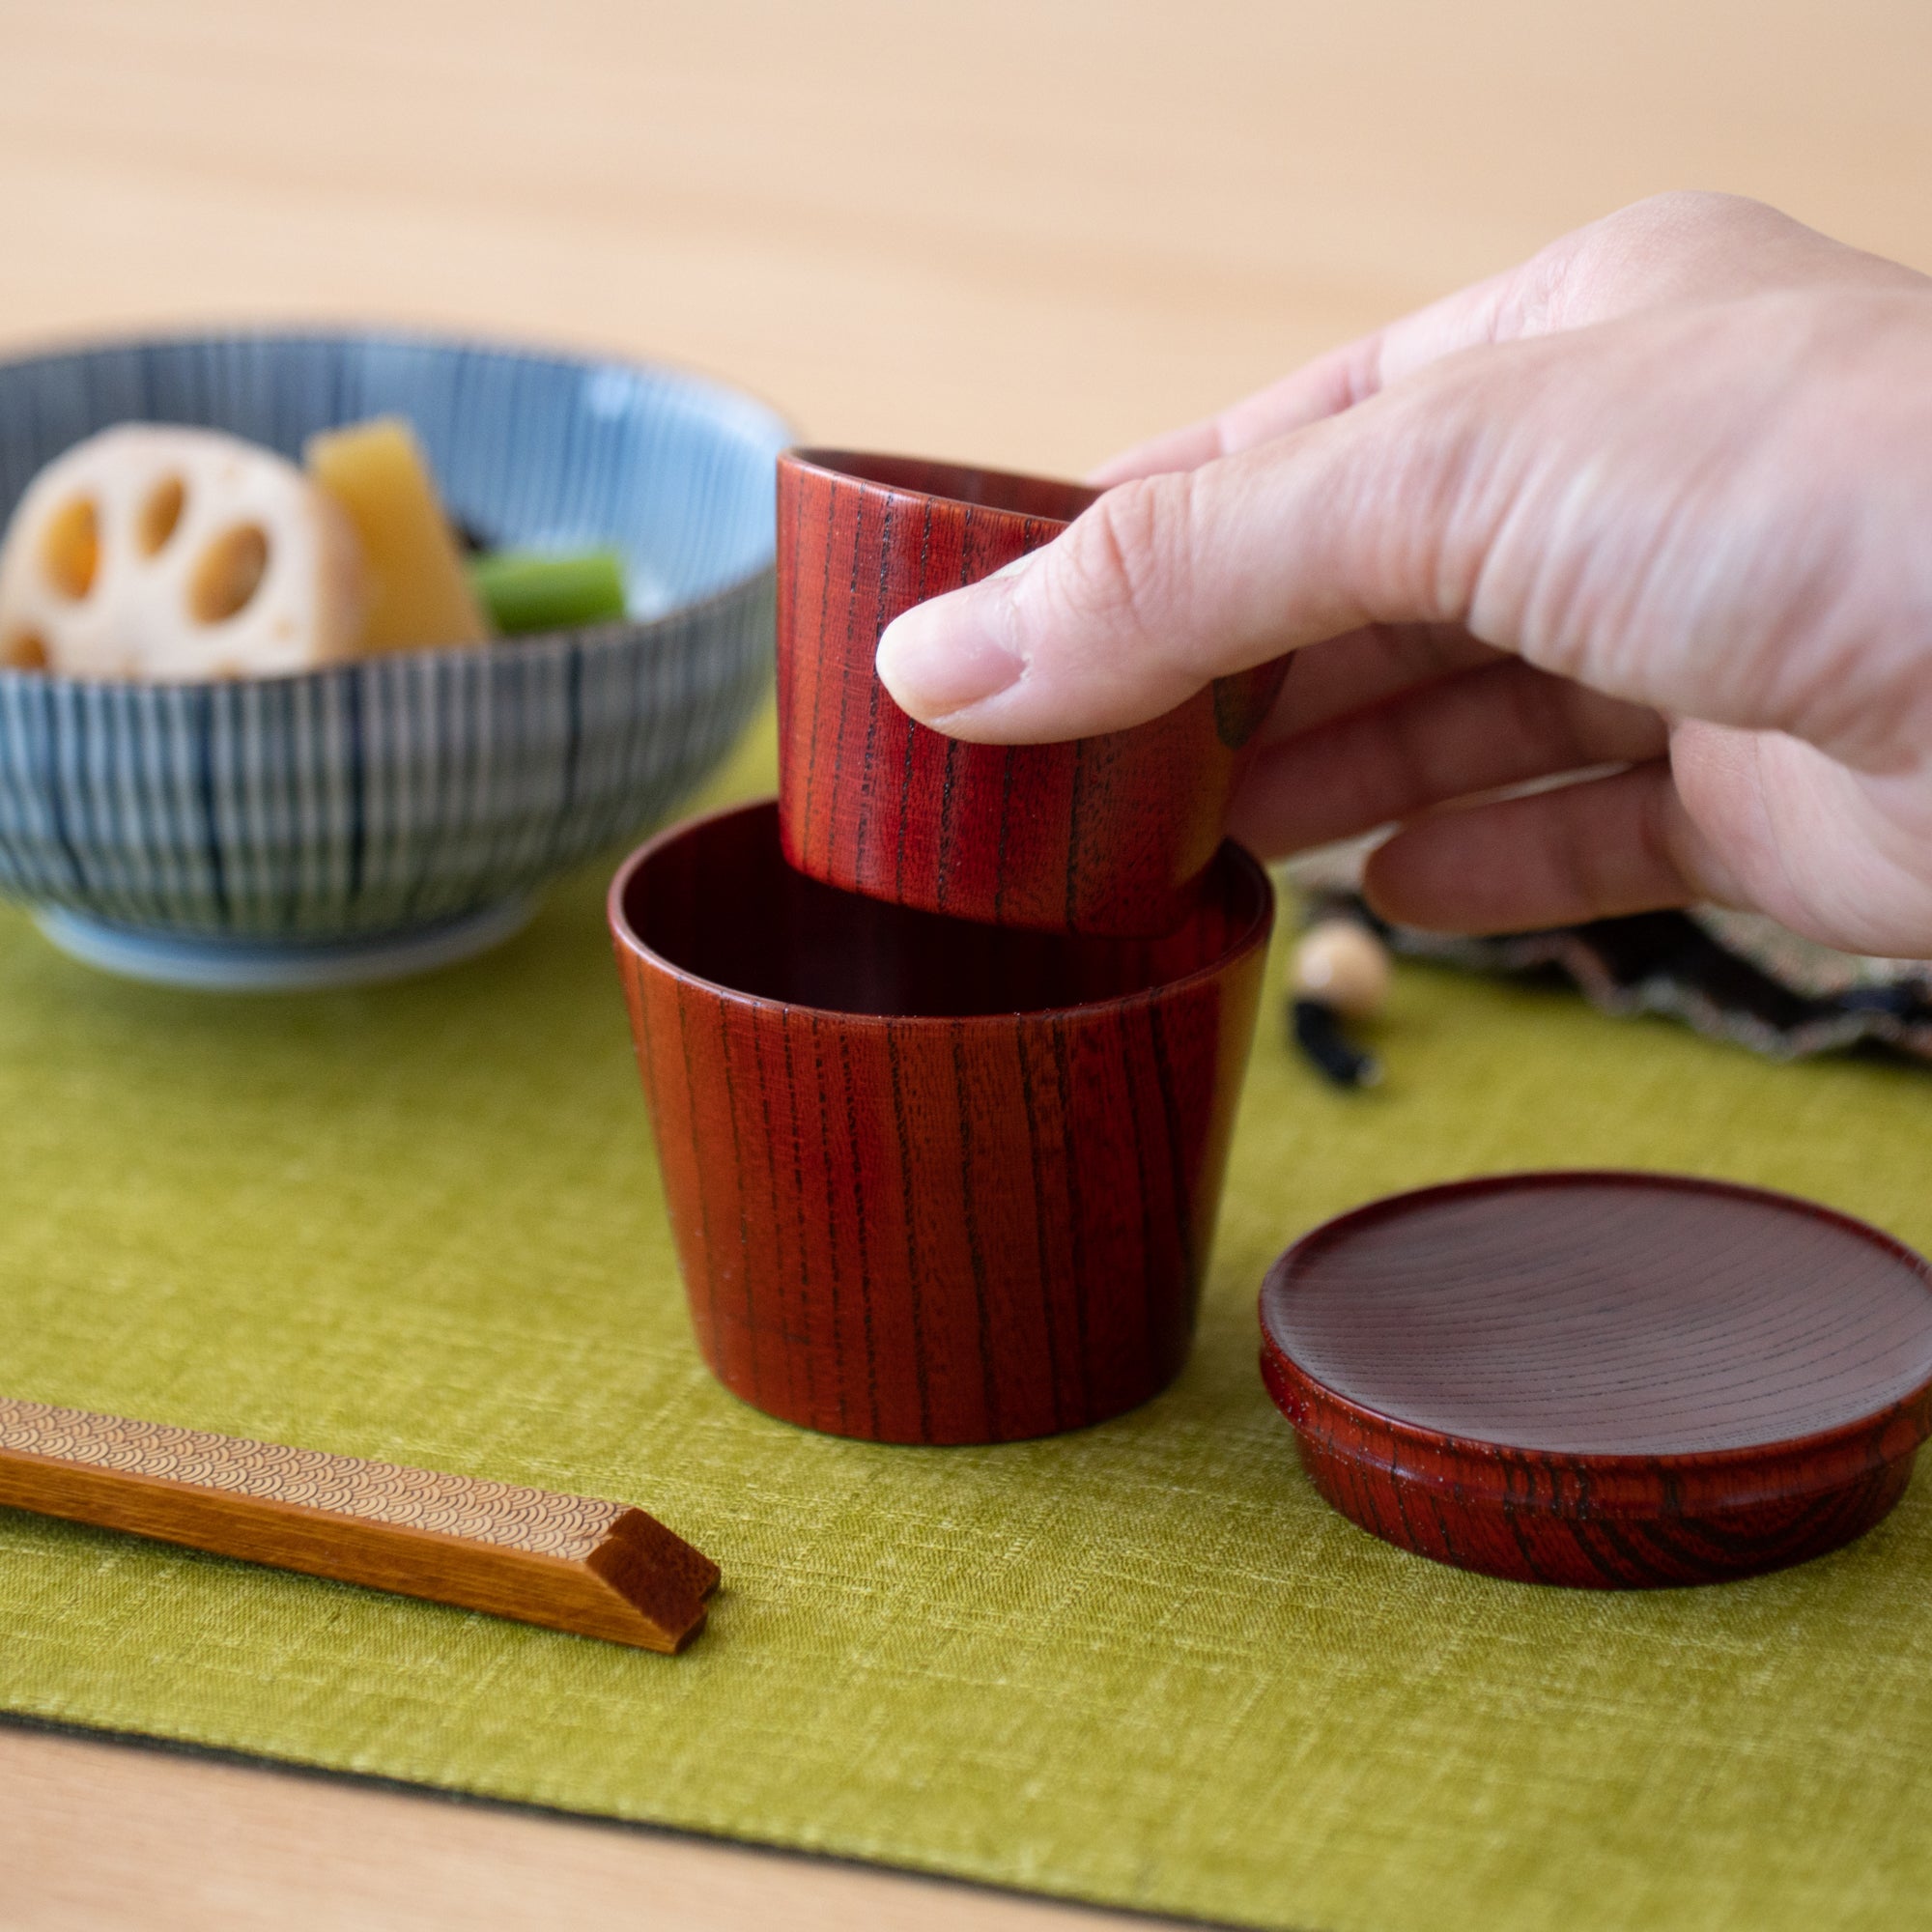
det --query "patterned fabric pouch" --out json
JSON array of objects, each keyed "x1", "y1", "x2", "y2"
[{"x1": 1288, "y1": 846, "x2": 1932, "y2": 1065}]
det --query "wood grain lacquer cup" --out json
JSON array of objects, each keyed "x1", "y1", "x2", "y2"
[
  {"x1": 777, "y1": 449, "x2": 1291, "y2": 939},
  {"x1": 610, "y1": 800, "x2": 1273, "y2": 1444}
]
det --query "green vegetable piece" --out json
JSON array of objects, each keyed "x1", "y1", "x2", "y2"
[{"x1": 467, "y1": 549, "x2": 628, "y2": 636}]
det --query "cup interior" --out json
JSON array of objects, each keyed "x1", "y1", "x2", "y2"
[
  {"x1": 615, "y1": 802, "x2": 1270, "y2": 1019},
  {"x1": 784, "y1": 448, "x2": 1099, "y2": 527}
]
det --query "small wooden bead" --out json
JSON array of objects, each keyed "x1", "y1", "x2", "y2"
[{"x1": 1290, "y1": 919, "x2": 1391, "y2": 1019}]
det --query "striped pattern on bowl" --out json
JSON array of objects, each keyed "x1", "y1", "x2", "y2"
[{"x1": 0, "y1": 331, "x2": 785, "y2": 940}]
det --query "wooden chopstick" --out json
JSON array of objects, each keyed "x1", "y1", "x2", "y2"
[{"x1": 0, "y1": 1398, "x2": 718, "y2": 1653}]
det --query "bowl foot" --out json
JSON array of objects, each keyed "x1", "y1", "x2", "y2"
[{"x1": 32, "y1": 895, "x2": 539, "y2": 992}]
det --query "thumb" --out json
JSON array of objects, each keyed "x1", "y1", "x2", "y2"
[{"x1": 875, "y1": 389, "x2": 1471, "y2": 743}]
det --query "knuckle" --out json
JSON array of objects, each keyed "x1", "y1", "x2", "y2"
[
  {"x1": 1533, "y1": 191, "x2": 1774, "y2": 328},
  {"x1": 1617, "y1": 187, "x2": 1761, "y2": 239},
  {"x1": 1049, "y1": 476, "x2": 1194, "y2": 647}
]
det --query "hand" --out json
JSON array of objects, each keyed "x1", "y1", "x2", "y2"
[{"x1": 874, "y1": 193, "x2": 1932, "y2": 958}]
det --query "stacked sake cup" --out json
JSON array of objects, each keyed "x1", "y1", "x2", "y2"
[{"x1": 609, "y1": 450, "x2": 1287, "y2": 1444}]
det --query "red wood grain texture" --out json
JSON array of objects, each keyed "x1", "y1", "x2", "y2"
[
  {"x1": 1260, "y1": 1172, "x2": 1932, "y2": 1588},
  {"x1": 610, "y1": 800, "x2": 1273, "y2": 1444},
  {"x1": 776, "y1": 448, "x2": 1291, "y2": 938}
]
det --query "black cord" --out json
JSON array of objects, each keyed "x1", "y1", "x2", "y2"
[{"x1": 1292, "y1": 999, "x2": 1380, "y2": 1089}]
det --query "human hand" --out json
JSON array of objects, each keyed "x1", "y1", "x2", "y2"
[{"x1": 874, "y1": 193, "x2": 1932, "y2": 957}]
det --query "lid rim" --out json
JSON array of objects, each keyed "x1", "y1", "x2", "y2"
[{"x1": 1259, "y1": 1169, "x2": 1932, "y2": 1482}]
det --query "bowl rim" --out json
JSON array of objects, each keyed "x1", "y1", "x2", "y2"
[
  {"x1": 781, "y1": 445, "x2": 1100, "y2": 528},
  {"x1": 0, "y1": 322, "x2": 794, "y2": 696},
  {"x1": 607, "y1": 795, "x2": 1276, "y2": 1028}
]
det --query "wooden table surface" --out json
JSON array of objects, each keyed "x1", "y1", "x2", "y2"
[{"x1": 4, "y1": 1, "x2": 1932, "y2": 1923}]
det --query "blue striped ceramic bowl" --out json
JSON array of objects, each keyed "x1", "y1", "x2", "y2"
[{"x1": 0, "y1": 330, "x2": 786, "y2": 988}]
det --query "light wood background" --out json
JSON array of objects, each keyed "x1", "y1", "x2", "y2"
[{"x1": 4, "y1": 0, "x2": 1931, "y2": 1924}]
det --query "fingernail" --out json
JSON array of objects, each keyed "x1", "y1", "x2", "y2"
[{"x1": 876, "y1": 582, "x2": 1025, "y2": 721}]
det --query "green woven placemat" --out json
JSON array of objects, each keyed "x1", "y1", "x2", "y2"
[{"x1": 4, "y1": 706, "x2": 1932, "y2": 1932}]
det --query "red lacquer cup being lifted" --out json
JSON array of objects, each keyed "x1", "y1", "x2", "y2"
[
  {"x1": 776, "y1": 448, "x2": 1291, "y2": 939},
  {"x1": 609, "y1": 800, "x2": 1273, "y2": 1445}
]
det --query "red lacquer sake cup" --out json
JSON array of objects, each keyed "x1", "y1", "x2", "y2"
[
  {"x1": 610, "y1": 799, "x2": 1273, "y2": 1444},
  {"x1": 776, "y1": 448, "x2": 1292, "y2": 938}
]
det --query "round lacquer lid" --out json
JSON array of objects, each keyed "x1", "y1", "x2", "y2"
[{"x1": 1259, "y1": 1172, "x2": 1932, "y2": 1588}]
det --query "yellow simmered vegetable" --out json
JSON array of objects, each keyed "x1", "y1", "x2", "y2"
[{"x1": 304, "y1": 417, "x2": 491, "y2": 653}]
